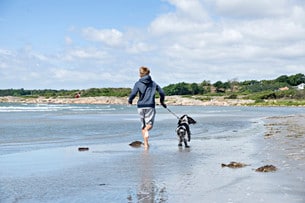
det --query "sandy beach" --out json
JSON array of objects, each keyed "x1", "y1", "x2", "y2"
[
  {"x1": 0, "y1": 104, "x2": 305, "y2": 202},
  {"x1": 0, "y1": 95, "x2": 255, "y2": 106},
  {"x1": 258, "y1": 114, "x2": 305, "y2": 201}
]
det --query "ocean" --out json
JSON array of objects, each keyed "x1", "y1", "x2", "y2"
[
  {"x1": 1, "y1": 103, "x2": 305, "y2": 202},
  {"x1": 1, "y1": 103, "x2": 305, "y2": 155}
]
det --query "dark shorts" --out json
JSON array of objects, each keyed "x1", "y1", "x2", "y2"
[{"x1": 138, "y1": 107, "x2": 156, "y2": 129}]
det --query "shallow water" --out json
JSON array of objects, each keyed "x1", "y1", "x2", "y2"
[
  {"x1": 1, "y1": 104, "x2": 305, "y2": 202},
  {"x1": 1, "y1": 104, "x2": 303, "y2": 155}
]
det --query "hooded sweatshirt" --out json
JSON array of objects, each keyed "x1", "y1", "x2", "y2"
[{"x1": 128, "y1": 75, "x2": 165, "y2": 108}]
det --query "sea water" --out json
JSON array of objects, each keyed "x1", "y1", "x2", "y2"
[
  {"x1": 1, "y1": 103, "x2": 305, "y2": 202},
  {"x1": 1, "y1": 103, "x2": 305, "y2": 155}
]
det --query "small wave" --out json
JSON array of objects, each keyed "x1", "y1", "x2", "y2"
[
  {"x1": 0, "y1": 104, "x2": 119, "y2": 113},
  {"x1": 0, "y1": 106, "x2": 59, "y2": 112}
]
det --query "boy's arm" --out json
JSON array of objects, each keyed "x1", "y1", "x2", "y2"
[
  {"x1": 156, "y1": 84, "x2": 166, "y2": 108},
  {"x1": 128, "y1": 83, "x2": 138, "y2": 104}
]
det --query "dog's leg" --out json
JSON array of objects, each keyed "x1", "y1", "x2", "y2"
[
  {"x1": 184, "y1": 125, "x2": 191, "y2": 142},
  {"x1": 178, "y1": 138, "x2": 183, "y2": 147},
  {"x1": 177, "y1": 129, "x2": 184, "y2": 147},
  {"x1": 184, "y1": 139, "x2": 189, "y2": 148}
]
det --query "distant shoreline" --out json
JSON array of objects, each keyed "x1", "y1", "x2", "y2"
[
  {"x1": 1, "y1": 95, "x2": 305, "y2": 106},
  {"x1": 0, "y1": 95, "x2": 256, "y2": 106}
]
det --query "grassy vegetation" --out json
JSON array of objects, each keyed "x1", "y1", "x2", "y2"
[{"x1": 249, "y1": 99, "x2": 305, "y2": 106}]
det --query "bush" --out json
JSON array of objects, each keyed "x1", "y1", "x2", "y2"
[{"x1": 225, "y1": 94, "x2": 237, "y2": 99}]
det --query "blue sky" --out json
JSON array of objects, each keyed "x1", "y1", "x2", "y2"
[{"x1": 1, "y1": 0, "x2": 305, "y2": 89}]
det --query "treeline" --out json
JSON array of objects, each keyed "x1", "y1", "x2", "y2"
[
  {"x1": 80, "y1": 88, "x2": 131, "y2": 97},
  {"x1": 163, "y1": 73, "x2": 305, "y2": 101},
  {"x1": 1, "y1": 73, "x2": 304, "y2": 99},
  {"x1": 0, "y1": 89, "x2": 77, "y2": 97},
  {"x1": 163, "y1": 73, "x2": 305, "y2": 95},
  {"x1": 0, "y1": 88, "x2": 131, "y2": 98}
]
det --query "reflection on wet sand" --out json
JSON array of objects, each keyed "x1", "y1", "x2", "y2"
[{"x1": 128, "y1": 150, "x2": 167, "y2": 202}]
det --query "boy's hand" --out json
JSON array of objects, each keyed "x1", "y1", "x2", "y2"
[{"x1": 161, "y1": 102, "x2": 167, "y2": 108}]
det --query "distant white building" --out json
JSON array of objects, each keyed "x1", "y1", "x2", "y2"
[{"x1": 297, "y1": 83, "x2": 304, "y2": 90}]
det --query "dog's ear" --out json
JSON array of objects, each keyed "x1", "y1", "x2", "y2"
[
  {"x1": 178, "y1": 115, "x2": 187, "y2": 124},
  {"x1": 187, "y1": 116, "x2": 196, "y2": 124},
  {"x1": 178, "y1": 119, "x2": 182, "y2": 125},
  {"x1": 178, "y1": 116, "x2": 181, "y2": 124},
  {"x1": 180, "y1": 115, "x2": 187, "y2": 119}
]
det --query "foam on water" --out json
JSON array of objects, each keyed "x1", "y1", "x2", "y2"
[{"x1": 0, "y1": 103, "x2": 116, "y2": 112}]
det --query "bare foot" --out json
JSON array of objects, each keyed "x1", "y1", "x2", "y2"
[{"x1": 144, "y1": 144, "x2": 150, "y2": 150}]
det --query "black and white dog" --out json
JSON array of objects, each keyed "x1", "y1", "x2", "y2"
[{"x1": 176, "y1": 115, "x2": 196, "y2": 148}]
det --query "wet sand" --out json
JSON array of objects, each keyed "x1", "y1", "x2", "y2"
[
  {"x1": 1, "y1": 115, "x2": 305, "y2": 202},
  {"x1": 261, "y1": 114, "x2": 305, "y2": 200}
]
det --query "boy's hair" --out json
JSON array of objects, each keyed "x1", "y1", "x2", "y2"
[{"x1": 139, "y1": 66, "x2": 150, "y2": 77}]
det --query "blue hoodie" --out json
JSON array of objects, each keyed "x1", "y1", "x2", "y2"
[{"x1": 128, "y1": 75, "x2": 165, "y2": 108}]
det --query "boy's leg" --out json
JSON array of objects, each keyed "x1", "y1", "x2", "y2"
[
  {"x1": 138, "y1": 108, "x2": 155, "y2": 149},
  {"x1": 142, "y1": 124, "x2": 152, "y2": 148}
]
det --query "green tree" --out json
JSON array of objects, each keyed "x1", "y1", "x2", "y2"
[
  {"x1": 288, "y1": 73, "x2": 305, "y2": 86},
  {"x1": 190, "y1": 83, "x2": 200, "y2": 95},
  {"x1": 213, "y1": 81, "x2": 226, "y2": 93},
  {"x1": 275, "y1": 75, "x2": 289, "y2": 84}
]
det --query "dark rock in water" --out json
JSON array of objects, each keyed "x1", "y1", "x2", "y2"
[
  {"x1": 221, "y1": 161, "x2": 249, "y2": 168},
  {"x1": 255, "y1": 165, "x2": 277, "y2": 172},
  {"x1": 78, "y1": 147, "x2": 89, "y2": 151},
  {"x1": 129, "y1": 141, "x2": 143, "y2": 148}
]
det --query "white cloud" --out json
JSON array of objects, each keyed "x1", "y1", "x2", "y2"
[
  {"x1": 0, "y1": 48, "x2": 12, "y2": 56},
  {"x1": 49, "y1": 67, "x2": 132, "y2": 88},
  {"x1": 62, "y1": 48, "x2": 109, "y2": 61},
  {"x1": 126, "y1": 42, "x2": 154, "y2": 54},
  {"x1": 82, "y1": 27, "x2": 123, "y2": 46},
  {"x1": 168, "y1": 0, "x2": 209, "y2": 20},
  {"x1": 213, "y1": 0, "x2": 289, "y2": 18},
  {"x1": 65, "y1": 36, "x2": 73, "y2": 45},
  {"x1": 149, "y1": 0, "x2": 211, "y2": 35},
  {"x1": 144, "y1": 0, "x2": 305, "y2": 84},
  {"x1": 51, "y1": 68, "x2": 99, "y2": 81}
]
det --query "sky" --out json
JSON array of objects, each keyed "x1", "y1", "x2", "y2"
[{"x1": 1, "y1": 0, "x2": 305, "y2": 89}]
